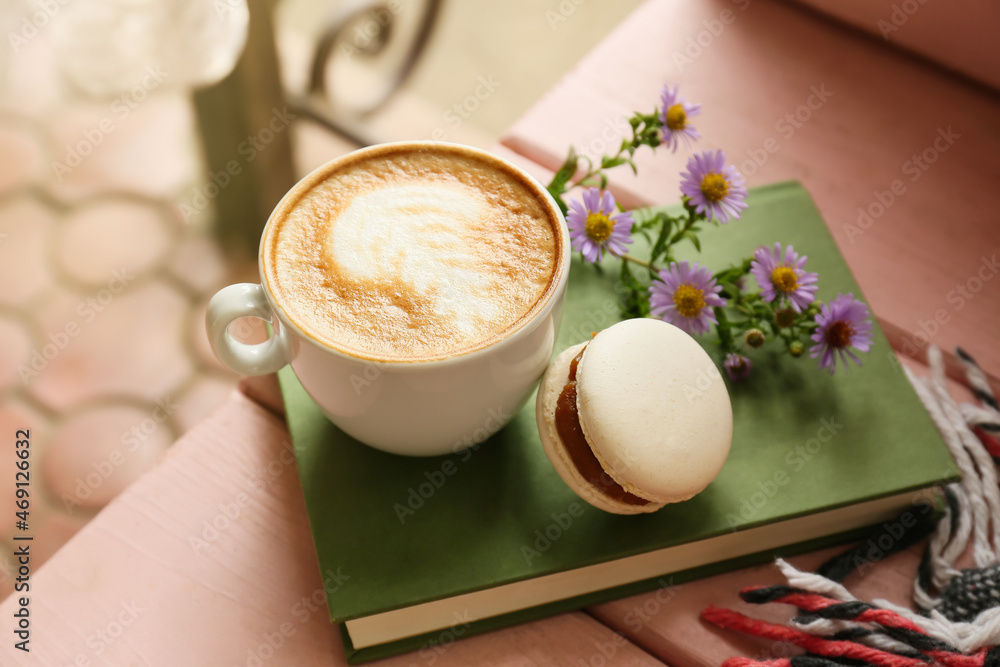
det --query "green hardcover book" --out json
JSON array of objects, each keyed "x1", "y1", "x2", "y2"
[{"x1": 280, "y1": 181, "x2": 957, "y2": 664}]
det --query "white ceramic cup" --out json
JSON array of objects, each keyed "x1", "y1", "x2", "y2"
[{"x1": 206, "y1": 142, "x2": 570, "y2": 457}]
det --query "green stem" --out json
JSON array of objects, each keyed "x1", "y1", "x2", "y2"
[
  {"x1": 570, "y1": 168, "x2": 599, "y2": 189},
  {"x1": 668, "y1": 214, "x2": 697, "y2": 245},
  {"x1": 715, "y1": 307, "x2": 734, "y2": 351},
  {"x1": 570, "y1": 144, "x2": 630, "y2": 189},
  {"x1": 616, "y1": 253, "x2": 651, "y2": 269}
]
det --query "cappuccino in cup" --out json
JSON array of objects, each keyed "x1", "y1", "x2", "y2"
[
  {"x1": 208, "y1": 141, "x2": 569, "y2": 455},
  {"x1": 262, "y1": 143, "x2": 563, "y2": 362}
]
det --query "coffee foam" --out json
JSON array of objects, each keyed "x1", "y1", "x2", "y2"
[
  {"x1": 263, "y1": 145, "x2": 561, "y2": 362},
  {"x1": 329, "y1": 183, "x2": 496, "y2": 337}
]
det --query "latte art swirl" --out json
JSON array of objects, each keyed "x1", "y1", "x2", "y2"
[
  {"x1": 263, "y1": 145, "x2": 562, "y2": 362},
  {"x1": 329, "y1": 184, "x2": 497, "y2": 337}
]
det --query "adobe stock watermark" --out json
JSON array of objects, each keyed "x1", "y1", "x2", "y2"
[
  {"x1": 427, "y1": 75, "x2": 502, "y2": 142},
  {"x1": 681, "y1": 358, "x2": 725, "y2": 403},
  {"x1": 877, "y1": 0, "x2": 929, "y2": 40},
  {"x1": 737, "y1": 84, "x2": 834, "y2": 181},
  {"x1": 59, "y1": 600, "x2": 146, "y2": 665},
  {"x1": 544, "y1": 0, "x2": 591, "y2": 31},
  {"x1": 178, "y1": 106, "x2": 296, "y2": 223},
  {"x1": 349, "y1": 359, "x2": 390, "y2": 395},
  {"x1": 189, "y1": 438, "x2": 297, "y2": 555},
  {"x1": 563, "y1": 298, "x2": 620, "y2": 345},
  {"x1": 393, "y1": 406, "x2": 511, "y2": 524},
  {"x1": 894, "y1": 252, "x2": 999, "y2": 360},
  {"x1": 579, "y1": 584, "x2": 687, "y2": 667},
  {"x1": 578, "y1": 115, "x2": 632, "y2": 164},
  {"x1": 17, "y1": 268, "x2": 135, "y2": 386},
  {"x1": 581, "y1": 579, "x2": 683, "y2": 667},
  {"x1": 750, "y1": 640, "x2": 799, "y2": 665},
  {"x1": 578, "y1": 631, "x2": 631, "y2": 667},
  {"x1": 62, "y1": 396, "x2": 178, "y2": 514},
  {"x1": 843, "y1": 126, "x2": 960, "y2": 244},
  {"x1": 520, "y1": 501, "x2": 586, "y2": 565},
  {"x1": 51, "y1": 65, "x2": 169, "y2": 182},
  {"x1": 238, "y1": 567, "x2": 350, "y2": 667},
  {"x1": 850, "y1": 496, "x2": 935, "y2": 576},
  {"x1": 671, "y1": 0, "x2": 751, "y2": 73},
  {"x1": 406, "y1": 610, "x2": 474, "y2": 667},
  {"x1": 7, "y1": 0, "x2": 70, "y2": 52},
  {"x1": 620, "y1": 578, "x2": 682, "y2": 633},
  {"x1": 725, "y1": 416, "x2": 844, "y2": 529},
  {"x1": 560, "y1": 275, "x2": 641, "y2": 345}
]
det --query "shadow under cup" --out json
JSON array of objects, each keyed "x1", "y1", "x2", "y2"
[{"x1": 207, "y1": 141, "x2": 570, "y2": 456}]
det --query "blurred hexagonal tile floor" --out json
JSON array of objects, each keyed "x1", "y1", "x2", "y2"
[
  {"x1": 0, "y1": 0, "x2": 641, "y2": 599},
  {"x1": 0, "y1": 23, "x2": 364, "y2": 599}
]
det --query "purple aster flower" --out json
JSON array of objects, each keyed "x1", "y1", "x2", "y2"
[
  {"x1": 724, "y1": 353, "x2": 752, "y2": 381},
  {"x1": 659, "y1": 84, "x2": 701, "y2": 153},
  {"x1": 648, "y1": 260, "x2": 726, "y2": 335},
  {"x1": 809, "y1": 293, "x2": 874, "y2": 374},
  {"x1": 750, "y1": 242, "x2": 819, "y2": 313},
  {"x1": 679, "y1": 149, "x2": 748, "y2": 224},
  {"x1": 566, "y1": 187, "x2": 634, "y2": 263}
]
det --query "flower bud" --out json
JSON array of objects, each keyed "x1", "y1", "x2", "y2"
[
  {"x1": 743, "y1": 328, "x2": 765, "y2": 349},
  {"x1": 789, "y1": 341, "x2": 804, "y2": 357},
  {"x1": 774, "y1": 308, "x2": 795, "y2": 329}
]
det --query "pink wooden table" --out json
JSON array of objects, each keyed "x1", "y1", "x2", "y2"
[{"x1": 3, "y1": 1, "x2": 998, "y2": 664}]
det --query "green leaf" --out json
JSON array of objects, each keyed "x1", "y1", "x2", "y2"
[
  {"x1": 546, "y1": 147, "x2": 578, "y2": 215},
  {"x1": 683, "y1": 230, "x2": 702, "y2": 252},
  {"x1": 548, "y1": 146, "x2": 577, "y2": 189},
  {"x1": 648, "y1": 214, "x2": 673, "y2": 265},
  {"x1": 713, "y1": 263, "x2": 744, "y2": 283},
  {"x1": 719, "y1": 281, "x2": 739, "y2": 300},
  {"x1": 618, "y1": 260, "x2": 650, "y2": 319},
  {"x1": 600, "y1": 156, "x2": 627, "y2": 169}
]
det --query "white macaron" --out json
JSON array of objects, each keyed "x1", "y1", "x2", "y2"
[{"x1": 536, "y1": 318, "x2": 733, "y2": 515}]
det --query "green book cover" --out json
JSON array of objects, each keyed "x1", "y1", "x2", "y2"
[{"x1": 280, "y1": 181, "x2": 957, "y2": 663}]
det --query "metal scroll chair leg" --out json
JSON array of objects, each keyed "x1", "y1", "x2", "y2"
[{"x1": 291, "y1": 0, "x2": 443, "y2": 146}]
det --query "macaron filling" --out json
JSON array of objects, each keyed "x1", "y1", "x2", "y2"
[{"x1": 554, "y1": 346, "x2": 651, "y2": 507}]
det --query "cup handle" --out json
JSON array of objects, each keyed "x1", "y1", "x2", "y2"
[{"x1": 206, "y1": 283, "x2": 293, "y2": 376}]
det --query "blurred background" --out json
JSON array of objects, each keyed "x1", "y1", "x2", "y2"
[
  {"x1": 1, "y1": 0, "x2": 998, "y2": 602},
  {"x1": 0, "y1": 0, "x2": 645, "y2": 593}
]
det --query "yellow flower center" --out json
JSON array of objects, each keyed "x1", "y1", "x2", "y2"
[
  {"x1": 771, "y1": 266, "x2": 799, "y2": 293},
  {"x1": 585, "y1": 212, "x2": 614, "y2": 243},
  {"x1": 700, "y1": 173, "x2": 729, "y2": 203},
  {"x1": 665, "y1": 104, "x2": 687, "y2": 131},
  {"x1": 825, "y1": 320, "x2": 855, "y2": 349},
  {"x1": 673, "y1": 284, "x2": 706, "y2": 318}
]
